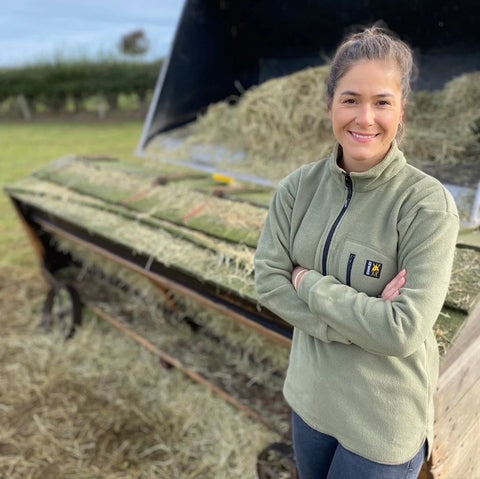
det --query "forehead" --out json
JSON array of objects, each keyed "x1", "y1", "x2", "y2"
[{"x1": 336, "y1": 60, "x2": 402, "y2": 93}]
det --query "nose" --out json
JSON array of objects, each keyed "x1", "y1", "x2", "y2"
[{"x1": 356, "y1": 104, "x2": 374, "y2": 127}]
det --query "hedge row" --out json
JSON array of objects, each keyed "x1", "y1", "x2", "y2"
[{"x1": 0, "y1": 60, "x2": 163, "y2": 111}]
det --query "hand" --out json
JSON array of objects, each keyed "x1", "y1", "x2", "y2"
[
  {"x1": 292, "y1": 266, "x2": 309, "y2": 290},
  {"x1": 381, "y1": 269, "x2": 406, "y2": 301}
]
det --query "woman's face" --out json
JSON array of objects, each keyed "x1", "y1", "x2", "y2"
[{"x1": 328, "y1": 60, "x2": 405, "y2": 173}]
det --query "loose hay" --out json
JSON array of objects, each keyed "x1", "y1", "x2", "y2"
[
  {"x1": 54, "y1": 236, "x2": 290, "y2": 376},
  {"x1": 446, "y1": 246, "x2": 480, "y2": 312},
  {"x1": 405, "y1": 72, "x2": 480, "y2": 175},
  {"x1": 147, "y1": 68, "x2": 480, "y2": 184},
  {"x1": 0, "y1": 266, "x2": 281, "y2": 479}
]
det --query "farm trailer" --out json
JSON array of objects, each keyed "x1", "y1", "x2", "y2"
[{"x1": 5, "y1": 1, "x2": 480, "y2": 477}]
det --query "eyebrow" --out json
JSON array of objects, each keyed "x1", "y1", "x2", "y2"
[{"x1": 339, "y1": 90, "x2": 395, "y2": 98}]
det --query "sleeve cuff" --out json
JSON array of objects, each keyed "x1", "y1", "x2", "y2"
[
  {"x1": 298, "y1": 270, "x2": 323, "y2": 303},
  {"x1": 299, "y1": 271, "x2": 352, "y2": 345}
]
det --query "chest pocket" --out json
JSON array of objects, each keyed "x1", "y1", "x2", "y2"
[{"x1": 339, "y1": 240, "x2": 397, "y2": 298}]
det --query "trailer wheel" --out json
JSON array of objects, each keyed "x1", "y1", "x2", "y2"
[
  {"x1": 41, "y1": 283, "x2": 82, "y2": 339},
  {"x1": 257, "y1": 442, "x2": 298, "y2": 479}
]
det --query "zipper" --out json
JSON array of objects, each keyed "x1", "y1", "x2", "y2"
[
  {"x1": 321, "y1": 174, "x2": 353, "y2": 275},
  {"x1": 346, "y1": 253, "x2": 356, "y2": 286}
]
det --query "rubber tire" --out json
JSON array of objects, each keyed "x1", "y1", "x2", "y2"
[{"x1": 41, "y1": 283, "x2": 82, "y2": 339}]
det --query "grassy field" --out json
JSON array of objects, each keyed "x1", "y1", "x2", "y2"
[
  {"x1": 0, "y1": 122, "x2": 276, "y2": 478},
  {"x1": 0, "y1": 121, "x2": 145, "y2": 268}
]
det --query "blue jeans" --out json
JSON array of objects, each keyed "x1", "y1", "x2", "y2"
[{"x1": 292, "y1": 411, "x2": 426, "y2": 479}]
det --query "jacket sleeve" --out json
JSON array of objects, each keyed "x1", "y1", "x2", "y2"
[
  {"x1": 297, "y1": 194, "x2": 459, "y2": 357},
  {"x1": 254, "y1": 176, "x2": 351, "y2": 344}
]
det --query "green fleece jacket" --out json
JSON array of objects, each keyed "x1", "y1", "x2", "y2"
[{"x1": 254, "y1": 142, "x2": 459, "y2": 464}]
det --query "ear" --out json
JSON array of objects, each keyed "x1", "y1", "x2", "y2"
[{"x1": 328, "y1": 104, "x2": 332, "y2": 120}]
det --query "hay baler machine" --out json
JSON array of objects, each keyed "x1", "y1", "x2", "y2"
[{"x1": 5, "y1": 1, "x2": 480, "y2": 477}]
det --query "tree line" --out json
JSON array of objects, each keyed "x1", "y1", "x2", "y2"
[{"x1": 0, "y1": 60, "x2": 163, "y2": 116}]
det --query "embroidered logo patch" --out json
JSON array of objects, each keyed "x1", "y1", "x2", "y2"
[{"x1": 364, "y1": 260, "x2": 382, "y2": 278}]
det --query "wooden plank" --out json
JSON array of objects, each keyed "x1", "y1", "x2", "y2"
[
  {"x1": 436, "y1": 335, "x2": 480, "y2": 414},
  {"x1": 440, "y1": 300, "x2": 480, "y2": 372},
  {"x1": 430, "y1": 420, "x2": 480, "y2": 478},
  {"x1": 432, "y1": 375, "x2": 480, "y2": 460},
  {"x1": 432, "y1": 347, "x2": 480, "y2": 478}
]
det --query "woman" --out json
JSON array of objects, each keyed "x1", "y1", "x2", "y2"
[{"x1": 254, "y1": 27, "x2": 459, "y2": 478}]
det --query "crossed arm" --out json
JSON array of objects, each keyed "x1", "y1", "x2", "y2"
[
  {"x1": 292, "y1": 266, "x2": 407, "y2": 301},
  {"x1": 255, "y1": 175, "x2": 458, "y2": 356}
]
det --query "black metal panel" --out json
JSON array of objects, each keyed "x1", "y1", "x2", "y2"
[
  {"x1": 141, "y1": 0, "x2": 247, "y2": 144},
  {"x1": 139, "y1": 0, "x2": 480, "y2": 150}
]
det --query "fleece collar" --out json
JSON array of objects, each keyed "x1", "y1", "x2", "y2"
[{"x1": 328, "y1": 141, "x2": 407, "y2": 192}]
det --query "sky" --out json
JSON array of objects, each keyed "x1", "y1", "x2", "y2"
[{"x1": 0, "y1": 0, "x2": 185, "y2": 67}]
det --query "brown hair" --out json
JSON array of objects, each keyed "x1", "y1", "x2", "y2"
[{"x1": 326, "y1": 26, "x2": 415, "y2": 107}]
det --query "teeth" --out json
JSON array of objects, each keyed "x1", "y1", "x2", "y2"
[{"x1": 351, "y1": 132, "x2": 376, "y2": 139}]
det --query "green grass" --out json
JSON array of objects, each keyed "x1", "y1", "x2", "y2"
[{"x1": 0, "y1": 121, "x2": 144, "y2": 268}]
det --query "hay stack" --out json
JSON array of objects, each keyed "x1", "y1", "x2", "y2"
[
  {"x1": 151, "y1": 66, "x2": 335, "y2": 181},
  {"x1": 405, "y1": 72, "x2": 480, "y2": 170},
  {"x1": 188, "y1": 66, "x2": 332, "y2": 160}
]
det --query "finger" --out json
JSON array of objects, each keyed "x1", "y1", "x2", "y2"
[
  {"x1": 388, "y1": 290, "x2": 400, "y2": 301},
  {"x1": 390, "y1": 272, "x2": 406, "y2": 291},
  {"x1": 381, "y1": 269, "x2": 406, "y2": 300},
  {"x1": 387, "y1": 269, "x2": 406, "y2": 290}
]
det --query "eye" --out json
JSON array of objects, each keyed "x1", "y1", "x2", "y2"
[
  {"x1": 342, "y1": 98, "x2": 356, "y2": 104},
  {"x1": 377, "y1": 100, "x2": 391, "y2": 107}
]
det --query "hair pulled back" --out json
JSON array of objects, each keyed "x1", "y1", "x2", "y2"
[{"x1": 326, "y1": 26, "x2": 414, "y2": 107}]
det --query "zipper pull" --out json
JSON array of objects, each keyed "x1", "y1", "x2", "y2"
[
  {"x1": 344, "y1": 174, "x2": 352, "y2": 206},
  {"x1": 345, "y1": 173, "x2": 352, "y2": 188}
]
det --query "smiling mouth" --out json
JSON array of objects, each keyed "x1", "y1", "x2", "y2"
[{"x1": 349, "y1": 131, "x2": 379, "y2": 141}]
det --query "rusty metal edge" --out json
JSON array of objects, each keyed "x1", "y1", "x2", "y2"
[{"x1": 34, "y1": 216, "x2": 292, "y2": 349}]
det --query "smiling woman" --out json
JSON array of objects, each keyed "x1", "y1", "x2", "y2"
[{"x1": 255, "y1": 26, "x2": 459, "y2": 479}]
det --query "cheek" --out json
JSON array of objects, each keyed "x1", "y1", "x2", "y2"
[
  {"x1": 330, "y1": 109, "x2": 350, "y2": 129},
  {"x1": 380, "y1": 111, "x2": 402, "y2": 133}
]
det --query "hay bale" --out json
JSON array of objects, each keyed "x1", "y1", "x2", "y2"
[
  {"x1": 9, "y1": 180, "x2": 258, "y2": 298},
  {"x1": 33, "y1": 159, "x2": 269, "y2": 247}
]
